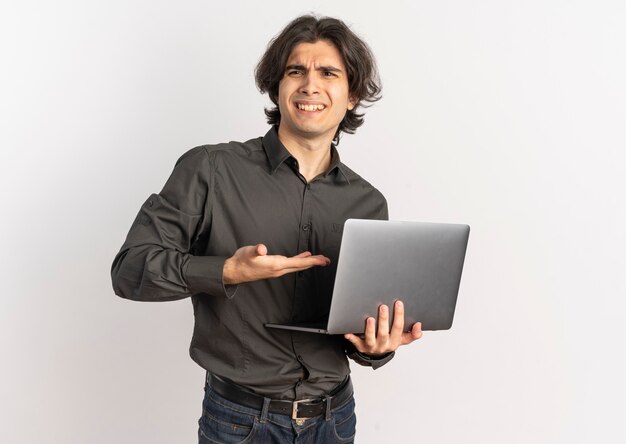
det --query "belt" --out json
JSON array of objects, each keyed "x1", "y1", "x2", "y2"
[{"x1": 207, "y1": 373, "x2": 353, "y2": 420}]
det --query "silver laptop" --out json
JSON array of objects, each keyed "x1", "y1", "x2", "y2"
[{"x1": 265, "y1": 219, "x2": 470, "y2": 334}]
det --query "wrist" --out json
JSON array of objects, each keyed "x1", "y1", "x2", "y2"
[
  {"x1": 222, "y1": 257, "x2": 238, "y2": 285},
  {"x1": 359, "y1": 350, "x2": 391, "y2": 359}
]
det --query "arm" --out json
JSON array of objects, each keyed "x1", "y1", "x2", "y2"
[
  {"x1": 110, "y1": 146, "x2": 231, "y2": 301},
  {"x1": 111, "y1": 147, "x2": 330, "y2": 301}
]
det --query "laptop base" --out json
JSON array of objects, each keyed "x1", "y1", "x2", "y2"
[{"x1": 264, "y1": 323, "x2": 331, "y2": 334}]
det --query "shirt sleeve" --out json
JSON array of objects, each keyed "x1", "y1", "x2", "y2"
[
  {"x1": 376, "y1": 195, "x2": 389, "y2": 221},
  {"x1": 344, "y1": 340, "x2": 395, "y2": 369},
  {"x1": 110, "y1": 146, "x2": 238, "y2": 302}
]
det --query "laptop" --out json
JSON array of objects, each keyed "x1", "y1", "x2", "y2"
[{"x1": 264, "y1": 219, "x2": 470, "y2": 334}]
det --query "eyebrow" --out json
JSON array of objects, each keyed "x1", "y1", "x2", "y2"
[{"x1": 284, "y1": 64, "x2": 343, "y2": 73}]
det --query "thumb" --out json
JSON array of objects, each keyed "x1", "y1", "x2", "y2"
[
  {"x1": 344, "y1": 333, "x2": 356, "y2": 344},
  {"x1": 255, "y1": 243, "x2": 268, "y2": 256}
]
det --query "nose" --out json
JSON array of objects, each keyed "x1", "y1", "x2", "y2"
[{"x1": 299, "y1": 72, "x2": 319, "y2": 95}]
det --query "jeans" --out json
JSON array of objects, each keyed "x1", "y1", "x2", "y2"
[{"x1": 198, "y1": 382, "x2": 357, "y2": 444}]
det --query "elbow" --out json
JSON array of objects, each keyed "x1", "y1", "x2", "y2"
[
  {"x1": 111, "y1": 273, "x2": 131, "y2": 300},
  {"x1": 111, "y1": 272, "x2": 131, "y2": 301},
  {"x1": 110, "y1": 268, "x2": 150, "y2": 301},
  {"x1": 110, "y1": 250, "x2": 138, "y2": 301},
  {"x1": 110, "y1": 250, "x2": 190, "y2": 302}
]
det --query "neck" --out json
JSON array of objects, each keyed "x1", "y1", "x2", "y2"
[{"x1": 277, "y1": 126, "x2": 335, "y2": 182}]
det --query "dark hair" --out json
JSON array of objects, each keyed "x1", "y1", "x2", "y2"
[{"x1": 255, "y1": 15, "x2": 382, "y2": 144}]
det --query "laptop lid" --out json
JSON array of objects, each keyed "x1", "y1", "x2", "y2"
[
  {"x1": 324, "y1": 219, "x2": 470, "y2": 334},
  {"x1": 265, "y1": 219, "x2": 470, "y2": 334}
]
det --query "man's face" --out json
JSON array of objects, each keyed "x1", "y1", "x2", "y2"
[{"x1": 277, "y1": 39, "x2": 355, "y2": 143}]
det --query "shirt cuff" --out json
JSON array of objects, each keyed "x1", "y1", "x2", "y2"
[
  {"x1": 348, "y1": 350, "x2": 395, "y2": 369},
  {"x1": 184, "y1": 255, "x2": 238, "y2": 299}
]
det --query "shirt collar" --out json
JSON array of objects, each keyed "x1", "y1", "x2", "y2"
[
  {"x1": 262, "y1": 126, "x2": 292, "y2": 174},
  {"x1": 262, "y1": 126, "x2": 351, "y2": 184},
  {"x1": 327, "y1": 144, "x2": 351, "y2": 184}
]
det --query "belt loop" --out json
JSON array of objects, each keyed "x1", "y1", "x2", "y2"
[
  {"x1": 204, "y1": 371, "x2": 211, "y2": 393},
  {"x1": 260, "y1": 397, "x2": 271, "y2": 423},
  {"x1": 324, "y1": 395, "x2": 332, "y2": 421}
]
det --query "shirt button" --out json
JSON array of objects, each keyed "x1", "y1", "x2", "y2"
[
  {"x1": 148, "y1": 200, "x2": 153, "y2": 206},
  {"x1": 302, "y1": 224, "x2": 310, "y2": 231},
  {"x1": 306, "y1": 184, "x2": 311, "y2": 190}
]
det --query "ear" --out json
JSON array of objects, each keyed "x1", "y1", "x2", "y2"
[{"x1": 347, "y1": 97, "x2": 357, "y2": 111}]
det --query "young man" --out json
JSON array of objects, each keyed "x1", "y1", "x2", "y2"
[{"x1": 111, "y1": 15, "x2": 422, "y2": 443}]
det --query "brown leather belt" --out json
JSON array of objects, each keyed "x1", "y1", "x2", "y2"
[{"x1": 207, "y1": 373, "x2": 353, "y2": 420}]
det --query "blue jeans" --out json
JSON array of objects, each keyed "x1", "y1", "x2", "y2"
[{"x1": 198, "y1": 382, "x2": 357, "y2": 443}]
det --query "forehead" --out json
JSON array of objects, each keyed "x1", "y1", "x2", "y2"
[{"x1": 286, "y1": 39, "x2": 346, "y2": 68}]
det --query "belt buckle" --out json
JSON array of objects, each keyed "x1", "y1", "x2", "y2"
[{"x1": 292, "y1": 398, "x2": 315, "y2": 425}]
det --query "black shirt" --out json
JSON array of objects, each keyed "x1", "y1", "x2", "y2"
[{"x1": 111, "y1": 126, "x2": 394, "y2": 399}]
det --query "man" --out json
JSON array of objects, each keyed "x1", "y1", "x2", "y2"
[{"x1": 111, "y1": 14, "x2": 422, "y2": 443}]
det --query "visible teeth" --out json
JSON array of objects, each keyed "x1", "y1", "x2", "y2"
[{"x1": 297, "y1": 103, "x2": 325, "y2": 111}]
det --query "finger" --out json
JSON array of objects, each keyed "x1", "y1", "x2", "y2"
[
  {"x1": 364, "y1": 317, "x2": 377, "y2": 349},
  {"x1": 390, "y1": 300, "x2": 405, "y2": 339},
  {"x1": 291, "y1": 252, "x2": 330, "y2": 265},
  {"x1": 293, "y1": 251, "x2": 312, "y2": 258},
  {"x1": 344, "y1": 333, "x2": 369, "y2": 354},
  {"x1": 278, "y1": 256, "x2": 330, "y2": 269},
  {"x1": 377, "y1": 305, "x2": 390, "y2": 341},
  {"x1": 259, "y1": 255, "x2": 331, "y2": 278},
  {"x1": 402, "y1": 322, "x2": 423, "y2": 345},
  {"x1": 412, "y1": 322, "x2": 423, "y2": 339},
  {"x1": 307, "y1": 254, "x2": 331, "y2": 265},
  {"x1": 275, "y1": 267, "x2": 308, "y2": 276},
  {"x1": 344, "y1": 333, "x2": 360, "y2": 346},
  {"x1": 273, "y1": 260, "x2": 329, "y2": 276},
  {"x1": 255, "y1": 244, "x2": 268, "y2": 256}
]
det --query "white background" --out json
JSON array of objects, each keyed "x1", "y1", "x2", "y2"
[{"x1": 1, "y1": 1, "x2": 625, "y2": 443}]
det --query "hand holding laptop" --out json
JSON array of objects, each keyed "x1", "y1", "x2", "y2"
[{"x1": 344, "y1": 300, "x2": 423, "y2": 356}]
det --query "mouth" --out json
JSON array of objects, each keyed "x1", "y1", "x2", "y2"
[{"x1": 295, "y1": 102, "x2": 326, "y2": 112}]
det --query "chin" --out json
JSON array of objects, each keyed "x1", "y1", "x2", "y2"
[{"x1": 297, "y1": 126, "x2": 328, "y2": 137}]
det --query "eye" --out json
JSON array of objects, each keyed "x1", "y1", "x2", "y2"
[
  {"x1": 288, "y1": 70, "x2": 303, "y2": 76},
  {"x1": 323, "y1": 71, "x2": 336, "y2": 77}
]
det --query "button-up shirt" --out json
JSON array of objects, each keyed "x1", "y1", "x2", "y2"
[{"x1": 111, "y1": 126, "x2": 394, "y2": 399}]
